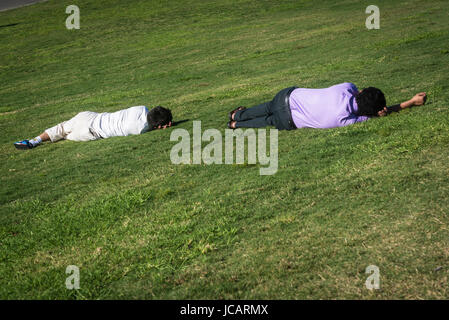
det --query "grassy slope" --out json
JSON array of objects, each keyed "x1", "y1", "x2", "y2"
[{"x1": 1, "y1": 0, "x2": 449, "y2": 299}]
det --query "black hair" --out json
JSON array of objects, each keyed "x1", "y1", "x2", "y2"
[
  {"x1": 355, "y1": 87, "x2": 386, "y2": 117},
  {"x1": 147, "y1": 106, "x2": 172, "y2": 129}
]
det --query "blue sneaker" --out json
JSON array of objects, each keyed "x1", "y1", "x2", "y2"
[{"x1": 14, "y1": 139, "x2": 34, "y2": 150}]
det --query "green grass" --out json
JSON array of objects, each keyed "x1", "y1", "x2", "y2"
[{"x1": 1, "y1": 0, "x2": 449, "y2": 299}]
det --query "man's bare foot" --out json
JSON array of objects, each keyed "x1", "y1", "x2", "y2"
[
  {"x1": 228, "y1": 106, "x2": 246, "y2": 121},
  {"x1": 227, "y1": 120, "x2": 237, "y2": 129}
]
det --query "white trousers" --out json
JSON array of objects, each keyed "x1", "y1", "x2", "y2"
[{"x1": 45, "y1": 111, "x2": 100, "y2": 142}]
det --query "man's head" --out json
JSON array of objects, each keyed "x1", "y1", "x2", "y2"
[
  {"x1": 147, "y1": 106, "x2": 172, "y2": 129},
  {"x1": 355, "y1": 87, "x2": 387, "y2": 117}
]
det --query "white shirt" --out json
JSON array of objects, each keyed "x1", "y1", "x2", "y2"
[{"x1": 90, "y1": 106, "x2": 149, "y2": 139}]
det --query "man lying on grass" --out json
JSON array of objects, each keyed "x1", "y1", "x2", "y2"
[
  {"x1": 227, "y1": 83, "x2": 427, "y2": 130},
  {"x1": 14, "y1": 105, "x2": 172, "y2": 150}
]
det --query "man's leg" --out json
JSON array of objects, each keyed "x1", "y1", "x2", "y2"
[
  {"x1": 45, "y1": 121, "x2": 70, "y2": 143},
  {"x1": 14, "y1": 112, "x2": 98, "y2": 150},
  {"x1": 29, "y1": 132, "x2": 51, "y2": 146},
  {"x1": 64, "y1": 112, "x2": 99, "y2": 141},
  {"x1": 234, "y1": 101, "x2": 272, "y2": 121},
  {"x1": 44, "y1": 111, "x2": 98, "y2": 142},
  {"x1": 267, "y1": 86, "x2": 297, "y2": 130},
  {"x1": 28, "y1": 132, "x2": 51, "y2": 146},
  {"x1": 39, "y1": 132, "x2": 50, "y2": 142},
  {"x1": 231, "y1": 87, "x2": 296, "y2": 129},
  {"x1": 234, "y1": 115, "x2": 275, "y2": 128},
  {"x1": 14, "y1": 124, "x2": 64, "y2": 149}
]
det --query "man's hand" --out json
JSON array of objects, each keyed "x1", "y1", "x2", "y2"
[
  {"x1": 411, "y1": 92, "x2": 427, "y2": 106},
  {"x1": 387, "y1": 92, "x2": 428, "y2": 114},
  {"x1": 394, "y1": 92, "x2": 427, "y2": 110},
  {"x1": 157, "y1": 121, "x2": 172, "y2": 130}
]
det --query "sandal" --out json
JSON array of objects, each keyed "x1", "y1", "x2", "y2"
[
  {"x1": 227, "y1": 121, "x2": 236, "y2": 129},
  {"x1": 228, "y1": 106, "x2": 246, "y2": 121}
]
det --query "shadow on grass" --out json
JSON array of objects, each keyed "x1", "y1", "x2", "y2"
[
  {"x1": 171, "y1": 119, "x2": 189, "y2": 127},
  {"x1": 0, "y1": 23, "x2": 19, "y2": 29}
]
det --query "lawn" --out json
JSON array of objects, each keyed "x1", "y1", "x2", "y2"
[{"x1": 1, "y1": 0, "x2": 449, "y2": 299}]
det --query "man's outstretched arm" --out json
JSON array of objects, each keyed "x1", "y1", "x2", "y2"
[{"x1": 387, "y1": 92, "x2": 427, "y2": 113}]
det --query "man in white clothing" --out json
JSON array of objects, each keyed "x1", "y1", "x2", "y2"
[{"x1": 13, "y1": 105, "x2": 172, "y2": 150}]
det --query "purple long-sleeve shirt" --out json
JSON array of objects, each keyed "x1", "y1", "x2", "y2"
[{"x1": 289, "y1": 82, "x2": 369, "y2": 129}]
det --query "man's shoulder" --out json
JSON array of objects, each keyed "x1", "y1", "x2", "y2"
[
  {"x1": 127, "y1": 105, "x2": 148, "y2": 111},
  {"x1": 336, "y1": 82, "x2": 357, "y2": 90},
  {"x1": 123, "y1": 105, "x2": 148, "y2": 115},
  {"x1": 333, "y1": 82, "x2": 358, "y2": 96}
]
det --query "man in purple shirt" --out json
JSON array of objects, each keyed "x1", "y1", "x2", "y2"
[{"x1": 227, "y1": 83, "x2": 427, "y2": 130}]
